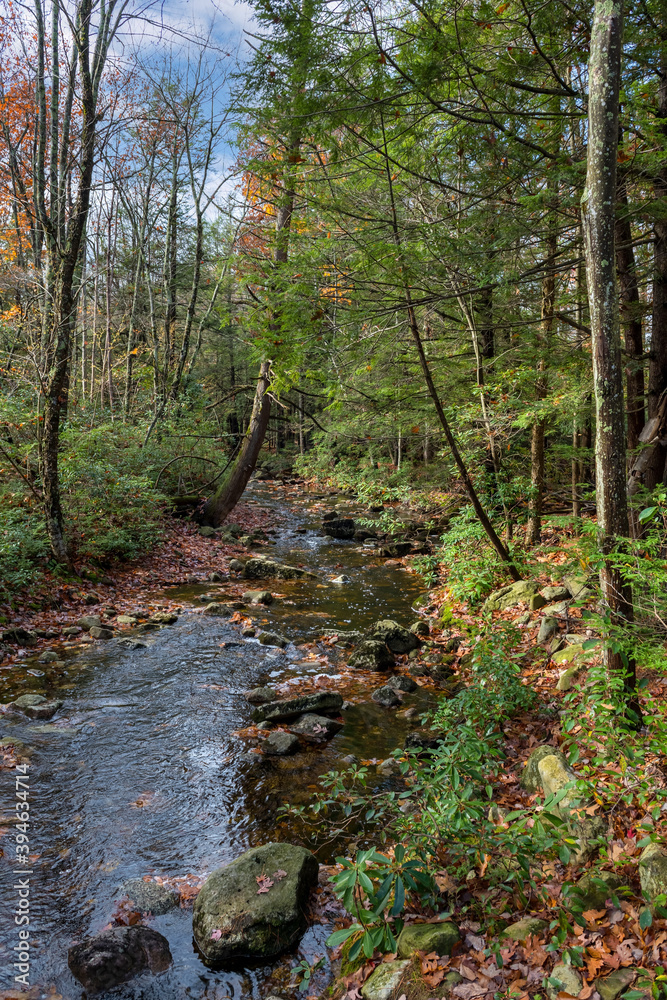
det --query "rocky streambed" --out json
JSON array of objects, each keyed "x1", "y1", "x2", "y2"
[{"x1": 0, "y1": 483, "x2": 456, "y2": 999}]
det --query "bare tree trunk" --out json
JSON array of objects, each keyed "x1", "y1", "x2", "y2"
[
  {"x1": 615, "y1": 173, "x2": 645, "y2": 454},
  {"x1": 582, "y1": 0, "x2": 639, "y2": 721},
  {"x1": 201, "y1": 360, "x2": 272, "y2": 525}
]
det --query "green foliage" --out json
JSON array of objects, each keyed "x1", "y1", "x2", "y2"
[
  {"x1": 436, "y1": 508, "x2": 518, "y2": 605},
  {"x1": 0, "y1": 503, "x2": 50, "y2": 596}
]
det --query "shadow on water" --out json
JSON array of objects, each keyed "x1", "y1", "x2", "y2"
[{"x1": 0, "y1": 483, "x2": 429, "y2": 999}]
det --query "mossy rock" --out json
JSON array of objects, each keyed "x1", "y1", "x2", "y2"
[
  {"x1": 639, "y1": 842, "x2": 667, "y2": 902},
  {"x1": 571, "y1": 871, "x2": 624, "y2": 911},
  {"x1": 483, "y1": 580, "x2": 538, "y2": 613},
  {"x1": 501, "y1": 917, "x2": 547, "y2": 941},
  {"x1": 397, "y1": 921, "x2": 459, "y2": 958},
  {"x1": 520, "y1": 746, "x2": 569, "y2": 794}
]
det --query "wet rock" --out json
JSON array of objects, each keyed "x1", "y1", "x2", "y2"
[
  {"x1": 258, "y1": 631, "x2": 288, "y2": 649},
  {"x1": 38, "y1": 650, "x2": 59, "y2": 663},
  {"x1": 242, "y1": 590, "x2": 274, "y2": 605},
  {"x1": 68, "y1": 926, "x2": 172, "y2": 993},
  {"x1": 120, "y1": 879, "x2": 179, "y2": 914},
  {"x1": 386, "y1": 675, "x2": 418, "y2": 693},
  {"x1": 63, "y1": 626, "x2": 82, "y2": 636},
  {"x1": 367, "y1": 619, "x2": 419, "y2": 654},
  {"x1": 639, "y1": 842, "x2": 667, "y2": 902},
  {"x1": 323, "y1": 518, "x2": 356, "y2": 540},
  {"x1": 245, "y1": 686, "x2": 278, "y2": 705},
  {"x1": 360, "y1": 958, "x2": 411, "y2": 1000},
  {"x1": 192, "y1": 842, "x2": 319, "y2": 963},
  {"x1": 90, "y1": 626, "x2": 114, "y2": 640},
  {"x1": 348, "y1": 640, "x2": 395, "y2": 671},
  {"x1": 229, "y1": 559, "x2": 245, "y2": 572},
  {"x1": 372, "y1": 685, "x2": 401, "y2": 708},
  {"x1": 149, "y1": 612, "x2": 179, "y2": 625},
  {"x1": 332, "y1": 574, "x2": 352, "y2": 584},
  {"x1": 116, "y1": 638, "x2": 149, "y2": 650},
  {"x1": 289, "y1": 713, "x2": 343, "y2": 739},
  {"x1": 2, "y1": 626, "x2": 38, "y2": 646},
  {"x1": 243, "y1": 557, "x2": 317, "y2": 580},
  {"x1": 263, "y1": 731, "x2": 300, "y2": 756},
  {"x1": 541, "y1": 585, "x2": 571, "y2": 602},
  {"x1": 78, "y1": 615, "x2": 101, "y2": 631},
  {"x1": 242, "y1": 627, "x2": 257, "y2": 637},
  {"x1": 202, "y1": 603, "x2": 234, "y2": 617},
  {"x1": 502, "y1": 917, "x2": 547, "y2": 941},
  {"x1": 377, "y1": 757, "x2": 401, "y2": 775},
  {"x1": 537, "y1": 617, "x2": 558, "y2": 644},
  {"x1": 405, "y1": 730, "x2": 444, "y2": 751},
  {"x1": 116, "y1": 615, "x2": 138, "y2": 625},
  {"x1": 323, "y1": 629, "x2": 364, "y2": 645},
  {"x1": 253, "y1": 692, "x2": 344, "y2": 723},
  {"x1": 209, "y1": 571, "x2": 226, "y2": 582},
  {"x1": 547, "y1": 963, "x2": 583, "y2": 1000},
  {"x1": 342, "y1": 754, "x2": 358, "y2": 765},
  {"x1": 483, "y1": 580, "x2": 539, "y2": 613},
  {"x1": 397, "y1": 921, "x2": 459, "y2": 957},
  {"x1": 410, "y1": 621, "x2": 429, "y2": 636},
  {"x1": 8, "y1": 693, "x2": 63, "y2": 720}
]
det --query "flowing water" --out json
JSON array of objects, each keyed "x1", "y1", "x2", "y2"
[{"x1": 0, "y1": 484, "x2": 429, "y2": 999}]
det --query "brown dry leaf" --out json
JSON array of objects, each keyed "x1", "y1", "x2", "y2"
[
  {"x1": 452, "y1": 984, "x2": 488, "y2": 1000},
  {"x1": 582, "y1": 909, "x2": 607, "y2": 923}
]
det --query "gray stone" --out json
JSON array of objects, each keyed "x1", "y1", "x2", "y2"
[
  {"x1": 89, "y1": 626, "x2": 114, "y2": 640},
  {"x1": 542, "y1": 601, "x2": 570, "y2": 616},
  {"x1": 410, "y1": 621, "x2": 429, "y2": 636},
  {"x1": 361, "y1": 959, "x2": 411, "y2": 1000},
  {"x1": 547, "y1": 963, "x2": 583, "y2": 1000},
  {"x1": 289, "y1": 713, "x2": 343, "y2": 739},
  {"x1": 192, "y1": 842, "x2": 318, "y2": 962},
  {"x1": 253, "y1": 692, "x2": 344, "y2": 723},
  {"x1": 502, "y1": 917, "x2": 547, "y2": 941},
  {"x1": 397, "y1": 921, "x2": 459, "y2": 957},
  {"x1": 245, "y1": 687, "x2": 278, "y2": 705},
  {"x1": 367, "y1": 619, "x2": 419, "y2": 653},
  {"x1": 263, "y1": 732, "x2": 300, "y2": 756},
  {"x1": 242, "y1": 627, "x2": 257, "y2": 637},
  {"x1": 68, "y1": 926, "x2": 172, "y2": 993},
  {"x1": 120, "y1": 879, "x2": 179, "y2": 914},
  {"x1": 596, "y1": 968, "x2": 637, "y2": 1000},
  {"x1": 9, "y1": 693, "x2": 63, "y2": 719},
  {"x1": 483, "y1": 580, "x2": 539, "y2": 612},
  {"x1": 541, "y1": 586, "x2": 571, "y2": 602},
  {"x1": 557, "y1": 664, "x2": 586, "y2": 692},
  {"x1": 2, "y1": 626, "x2": 38, "y2": 646},
  {"x1": 538, "y1": 617, "x2": 558, "y2": 644},
  {"x1": 372, "y1": 685, "x2": 401, "y2": 707},
  {"x1": 377, "y1": 757, "x2": 401, "y2": 775},
  {"x1": 563, "y1": 573, "x2": 594, "y2": 601},
  {"x1": 258, "y1": 631, "x2": 288, "y2": 648},
  {"x1": 348, "y1": 641, "x2": 395, "y2": 671},
  {"x1": 63, "y1": 626, "x2": 82, "y2": 636},
  {"x1": 243, "y1": 558, "x2": 316, "y2": 581},
  {"x1": 639, "y1": 842, "x2": 667, "y2": 902},
  {"x1": 229, "y1": 559, "x2": 245, "y2": 572},
  {"x1": 242, "y1": 590, "x2": 274, "y2": 605},
  {"x1": 202, "y1": 603, "x2": 233, "y2": 617},
  {"x1": 520, "y1": 745, "x2": 570, "y2": 793},
  {"x1": 149, "y1": 612, "x2": 178, "y2": 625},
  {"x1": 38, "y1": 650, "x2": 59, "y2": 663},
  {"x1": 116, "y1": 615, "x2": 137, "y2": 625},
  {"x1": 530, "y1": 594, "x2": 547, "y2": 611},
  {"x1": 386, "y1": 674, "x2": 418, "y2": 693},
  {"x1": 200, "y1": 526, "x2": 218, "y2": 538},
  {"x1": 78, "y1": 615, "x2": 101, "y2": 631}
]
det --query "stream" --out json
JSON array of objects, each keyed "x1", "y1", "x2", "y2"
[{"x1": 0, "y1": 483, "x2": 430, "y2": 999}]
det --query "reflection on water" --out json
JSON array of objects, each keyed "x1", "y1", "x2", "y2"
[{"x1": 0, "y1": 483, "x2": 427, "y2": 998}]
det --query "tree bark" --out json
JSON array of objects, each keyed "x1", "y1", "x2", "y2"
[
  {"x1": 615, "y1": 173, "x2": 645, "y2": 454},
  {"x1": 200, "y1": 360, "x2": 272, "y2": 525},
  {"x1": 581, "y1": 0, "x2": 639, "y2": 720}
]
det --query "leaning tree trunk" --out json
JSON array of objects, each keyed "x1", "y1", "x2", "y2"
[
  {"x1": 581, "y1": 0, "x2": 639, "y2": 721},
  {"x1": 200, "y1": 361, "x2": 272, "y2": 525}
]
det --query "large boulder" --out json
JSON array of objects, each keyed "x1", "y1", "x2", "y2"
[
  {"x1": 68, "y1": 926, "x2": 172, "y2": 993},
  {"x1": 192, "y1": 843, "x2": 318, "y2": 963},
  {"x1": 520, "y1": 746, "x2": 570, "y2": 793},
  {"x1": 348, "y1": 640, "x2": 395, "y2": 671},
  {"x1": 252, "y1": 692, "x2": 343, "y2": 723},
  {"x1": 639, "y1": 842, "x2": 667, "y2": 902},
  {"x1": 323, "y1": 518, "x2": 356, "y2": 540},
  {"x1": 367, "y1": 620, "x2": 419, "y2": 653},
  {"x1": 483, "y1": 580, "x2": 539, "y2": 613},
  {"x1": 372, "y1": 685, "x2": 401, "y2": 708},
  {"x1": 243, "y1": 558, "x2": 316, "y2": 581}
]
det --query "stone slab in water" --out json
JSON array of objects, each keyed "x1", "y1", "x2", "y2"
[
  {"x1": 9, "y1": 694, "x2": 63, "y2": 719},
  {"x1": 371, "y1": 685, "x2": 401, "y2": 707},
  {"x1": 245, "y1": 686, "x2": 278, "y2": 705},
  {"x1": 386, "y1": 675, "x2": 417, "y2": 693},
  {"x1": 258, "y1": 631, "x2": 288, "y2": 648},
  {"x1": 263, "y1": 731, "x2": 300, "y2": 755},
  {"x1": 348, "y1": 640, "x2": 395, "y2": 671},
  {"x1": 322, "y1": 518, "x2": 356, "y2": 539},
  {"x1": 192, "y1": 842, "x2": 318, "y2": 963},
  {"x1": 68, "y1": 926, "x2": 172, "y2": 993},
  {"x1": 252, "y1": 692, "x2": 343, "y2": 723},
  {"x1": 289, "y1": 713, "x2": 343, "y2": 739},
  {"x1": 120, "y1": 879, "x2": 180, "y2": 914}
]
